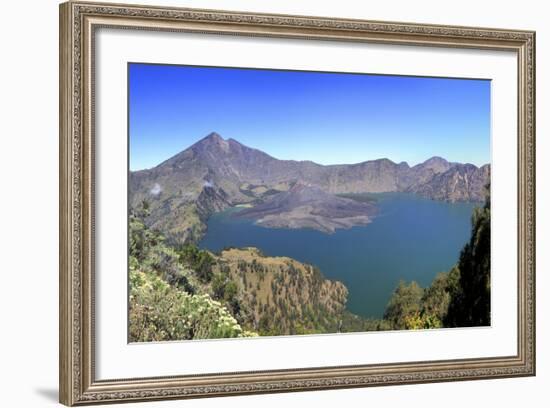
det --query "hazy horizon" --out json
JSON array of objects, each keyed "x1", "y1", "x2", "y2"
[
  {"x1": 130, "y1": 131, "x2": 490, "y2": 172},
  {"x1": 129, "y1": 63, "x2": 491, "y2": 171}
]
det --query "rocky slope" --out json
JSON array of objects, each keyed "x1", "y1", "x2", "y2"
[
  {"x1": 235, "y1": 183, "x2": 376, "y2": 233},
  {"x1": 407, "y1": 163, "x2": 490, "y2": 202},
  {"x1": 130, "y1": 132, "x2": 490, "y2": 242}
]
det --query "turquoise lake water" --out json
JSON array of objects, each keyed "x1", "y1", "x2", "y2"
[{"x1": 199, "y1": 193, "x2": 476, "y2": 319}]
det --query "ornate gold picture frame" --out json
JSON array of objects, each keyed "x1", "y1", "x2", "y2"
[{"x1": 59, "y1": 1, "x2": 535, "y2": 405}]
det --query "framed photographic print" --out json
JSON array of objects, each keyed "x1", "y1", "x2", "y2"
[{"x1": 59, "y1": 1, "x2": 536, "y2": 405}]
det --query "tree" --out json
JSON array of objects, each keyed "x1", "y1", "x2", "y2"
[
  {"x1": 445, "y1": 186, "x2": 491, "y2": 327},
  {"x1": 383, "y1": 281, "x2": 424, "y2": 329},
  {"x1": 139, "y1": 199, "x2": 150, "y2": 218},
  {"x1": 421, "y1": 271, "x2": 452, "y2": 322},
  {"x1": 178, "y1": 244, "x2": 214, "y2": 282},
  {"x1": 211, "y1": 273, "x2": 226, "y2": 299},
  {"x1": 224, "y1": 281, "x2": 238, "y2": 303}
]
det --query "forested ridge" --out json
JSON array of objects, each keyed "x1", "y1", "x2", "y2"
[{"x1": 129, "y1": 201, "x2": 349, "y2": 341}]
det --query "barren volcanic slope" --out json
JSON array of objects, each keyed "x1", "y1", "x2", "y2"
[
  {"x1": 235, "y1": 183, "x2": 377, "y2": 233},
  {"x1": 129, "y1": 132, "x2": 490, "y2": 243}
]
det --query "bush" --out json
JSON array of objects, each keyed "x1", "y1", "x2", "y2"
[
  {"x1": 129, "y1": 270, "x2": 256, "y2": 341},
  {"x1": 445, "y1": 191, "x2": 491, "y2": 327},
  {"x1": 404, "y1": 311, "x2": 442, "y2": 330},
  {"x1": 178, "y1": 244, "x2": 214, "y2": 282},
  {"x1": 383, "y1": 281, "x2": 423, "y2": 329}
]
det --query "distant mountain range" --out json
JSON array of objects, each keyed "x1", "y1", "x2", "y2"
[{"x1": 130, "y1": 132, "x2": 490, "y2": 242}]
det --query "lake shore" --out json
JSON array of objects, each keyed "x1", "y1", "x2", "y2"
[{"x1": 200, "y1": 193, "x2": 476, "y2": 318}]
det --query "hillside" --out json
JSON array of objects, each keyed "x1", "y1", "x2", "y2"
[
  {"x1": 213, "y1": 247, "x2": 348, "y2": 335},
  {"x1": 407, "y1": 163, "x2": 490, "y2": 202},
  {"x1": 129, "y1": 209, "x2": 350, "y2": 341}
]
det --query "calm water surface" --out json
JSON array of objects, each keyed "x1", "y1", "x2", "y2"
[{"x1": 199, "y1": 193, "x2": 476, "y2": 319}]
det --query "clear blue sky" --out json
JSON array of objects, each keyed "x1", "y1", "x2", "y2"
[{"x1": 129, "y1": 63, "x2": 490, "y2": 171}]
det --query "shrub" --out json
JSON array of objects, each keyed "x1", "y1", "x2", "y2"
[{"x1": 129, "y1": 270, "x2": 256, "y2": 341}]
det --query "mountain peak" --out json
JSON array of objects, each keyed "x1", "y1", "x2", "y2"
[
  {"x1": 194, "y1": 133, "x2": 251, "y2": 152},
  {"x1": 191, "y1": 132, "x2": 231, "y2": 152},
  {"x1": 413, "y1": 156, "x2": 452, "y2": 174},
  {"x1": 201, "y1": 131, "x2": 223, "y2": 142},
  {"x1": 423, "y1": 156, "x2": 448, "y2": 165}
]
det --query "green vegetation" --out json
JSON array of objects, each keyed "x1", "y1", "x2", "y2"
[
  {"x1": 129, "y1": 204, "x2": 257, "y2": 342},
  {"x1": 211, "y1": 248, "x2": 348, "y2": 336},
  {"x1": 370, "y1": 186, "x2": 491, "y2": 331},
  {"x1": 129, "y1": 270, "x2": 256, "y2": 341},
  {"x1": 338, "y1": 273, "x2": 451, "y2": 332},
  {"x1": 445, "y1": 191, "x2": 491, "y2": 327},
  {"x1": 384, "y1": 281, "x2": 425, "y2": 328},
  {"x1": 381, "y1": 274, "x2": 451, "y2": 330},
  {"x1": 129, "y1": 202, "x2": 348, "y2": 341},
  {"x1": 178, "y1": 244, "x2": 215, "y2": 283}
]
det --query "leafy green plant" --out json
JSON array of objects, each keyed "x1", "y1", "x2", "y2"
[
  {"x1": 129, "y1": 270, "x2": 257, "y2": 341},
  {"x1": 403, "y1": 311, "x2": 443, "y2": 330},
  {"x1": 178, "y1": 244, "x2": 215, "y2": 282},
  {"x1": 383, "y1": 281, "x2": 423, "y2": 329},
  {"x1": 445, "y1": 190, "x2": 491, "y2": 327}
]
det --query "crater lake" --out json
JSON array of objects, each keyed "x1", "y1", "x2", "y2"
[{"x1": 199, "y1": 193, "x2": 477, "y2": 319}]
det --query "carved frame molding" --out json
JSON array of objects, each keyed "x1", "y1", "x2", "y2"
[{"x1": 59, "y1": 1, "x2": 535, "y2": 405}]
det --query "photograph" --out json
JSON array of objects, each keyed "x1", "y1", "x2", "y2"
[
  {"x1": 127, "y1": 63, "x2": 492, "y2": 342},
  {"x1": 56, "y1": 2, "x2": 536, "y2": 404}
]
